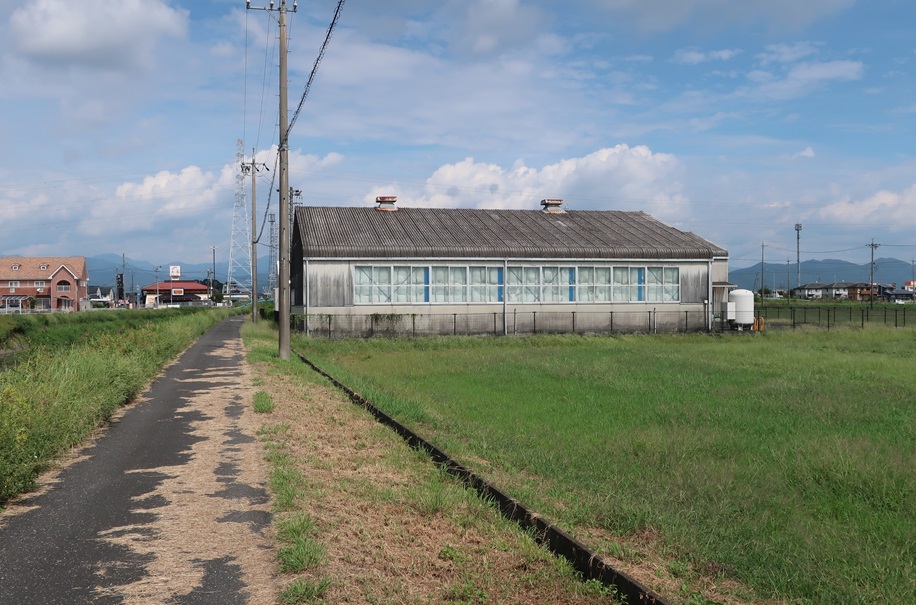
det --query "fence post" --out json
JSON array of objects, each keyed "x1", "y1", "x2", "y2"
[
  {"x1": 792, "y1": 308, "x2": 796, "y2": 330},
  {"x1": 412, "y1": 314, "x2": 416, "y2": 338},
  {"x1": 684, "y1": 310, "x2": 688, "y2": 332},
  {"x1": 453, "y1": 313, "x2": 457, "y2": 335},
  {"x1": 610, "y1": 311, "x2": 614, "y2": 334},
  {"x1": 533, "y1": 311, "x2": 537, "y2": 335},
  {"x1": 329, "y1": 315, "x2": 333, "y2": 339},
  {"x1": 861, "y1": 307, "x2": 865, "y2": 329},
  {"x1": 572, "y1": 311, "x2": 576, "y2": 334},
  {"x1": 493, "y1": 312, "x2": 497, "y2": 336}
]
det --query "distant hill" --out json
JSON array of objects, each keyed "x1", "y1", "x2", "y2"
[{"x1": 729, "y1": 257, "x2": 915, "y2": 291}]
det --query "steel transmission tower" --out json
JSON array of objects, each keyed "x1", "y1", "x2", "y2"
[{"x1": 227, "y1": 139, "x2": 253, "y2": 299}]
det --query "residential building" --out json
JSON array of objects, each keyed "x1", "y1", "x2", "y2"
[
  {"x1": 0, "y1": 257, "x2": 90, "y2": 312},
  {"x1": 291, "y1": 198, "x2": 731, "y2": 336}
]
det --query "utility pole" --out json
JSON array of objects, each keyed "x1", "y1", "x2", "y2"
[
  {"x1": 211, "y1": 246, "x2": 217, "y2": 303},
  {"x1": 155, "y1": 266, "x2": 161, "y2": 308},
  {"x1": 795, "y1": 223, "x2": 802, "y2": 291},
  {"x1": 868, "y1": 239, "x2": 879, "y2": 309},
  {"x1": 786, "y1": 260, "x2": 790, "y2": 299},
  {"x1": 760, "y1": 241, "x2": 766, "y2": 307},
  {"x1": 248, "y1": 0, "x2": 296, "y2": 359},
  {"x1": 242, "y1": 151, "x2": 267, "y2": 323}
]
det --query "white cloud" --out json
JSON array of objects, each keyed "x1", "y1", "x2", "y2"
[
  {"x1": 817, "y1": 185, "x2": 916, "y2": 229},
  {"x1": 378, "y1": 145, "x2": 689, "y2": 221},
  {"x1": 756, "y1": 42, "x2": 821, "y2": 65},
  {"x1": 792, "y1": 146, "x2": 816, "y2": 158},
  {"x1": 9, "y1": 0, "x2": 187, "y2": 71},
  {"x1": 753, "y1": 60, "x2": 864, "y2": 99},
  {"x1": 445, "y1": 0, "x2": 549, "y2": 57},
  {"x1": 673, "y1": 48, "x2": 740, "y2": 65},
  {"x1": 589, "y1": 0, "x2": 856, "y2": 33}
]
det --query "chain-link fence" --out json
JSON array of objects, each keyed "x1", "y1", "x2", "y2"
[{"x1": 757, "y1": 305, "x2": 911, "y2": 330}]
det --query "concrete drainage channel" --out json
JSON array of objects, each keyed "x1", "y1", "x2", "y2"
[{"x1": 294, "y1": 350, "x2": 670, "y2": 605}]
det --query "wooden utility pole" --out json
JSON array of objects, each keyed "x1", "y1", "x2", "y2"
[
  {"x1": 869, "y1": 239, "x2": 879, "y2": 309},
  {"x1": 247, "y1": 0, "x2": 295, "y2": 358}
]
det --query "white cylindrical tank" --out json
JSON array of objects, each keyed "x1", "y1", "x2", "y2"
[{"x1": 729, "y1": 289, "x2": 755, "y2": 326}]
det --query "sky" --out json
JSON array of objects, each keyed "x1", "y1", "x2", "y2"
[{"x1": 1, "y1": 0, "x2": 915, "y2": 277}]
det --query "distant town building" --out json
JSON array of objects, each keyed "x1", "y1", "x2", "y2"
[
  {"x1": 141, "y1": 280, "x2": 211, "y2": 307},
  {"x1": 0, "y1": 256, "x2": 90, "y2": 313}
]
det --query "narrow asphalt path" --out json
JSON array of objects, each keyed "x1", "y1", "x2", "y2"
[{"x1": 0, "y1": 317, "x2": 276, "y2": 604}]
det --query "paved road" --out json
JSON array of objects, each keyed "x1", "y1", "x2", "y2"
[{"x1": 0, "y1": 318, "x2": 275, "y2": 604}]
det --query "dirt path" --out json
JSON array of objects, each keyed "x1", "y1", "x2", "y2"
[{"x1": 0, "y1": 318, "x2": 278, "y2": 604}]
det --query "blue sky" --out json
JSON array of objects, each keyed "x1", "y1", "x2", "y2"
[{"x1": 1, "y1": 0, "x2": 915, "y2": 275}]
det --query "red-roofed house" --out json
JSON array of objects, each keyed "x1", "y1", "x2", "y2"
[
  {"x1": 0, "y1": 257, "x2": 90, "y2": 313},
  {"x1": 141, "y1": 280, "x2": 211, "y2": 307}
]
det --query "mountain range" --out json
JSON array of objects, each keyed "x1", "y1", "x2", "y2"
[
  {"x1": 86, "y1": 254, "x2": 271, "y2": 294},
  {"x1": 728, "y1": 257, "x2": 916, "y2": 292},
  {"x1": 80, "y1": 253, "x2": 916, "y2": 295}
]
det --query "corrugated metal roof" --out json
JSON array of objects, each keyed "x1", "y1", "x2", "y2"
[{"x1": 296, "y1": 206, "x2": 727, "y2": 260}]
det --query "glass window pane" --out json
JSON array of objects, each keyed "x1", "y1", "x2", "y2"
[
  {"x1": 647, "y1": 267, "x2": 663, "y2": 284},
  {"x1": 543, "y1": 267, "x2": 559, "y2": 284},
  {"x1": 579, "y1": 267, "x2": 593, "y2": 284},
  {"x1": 470, "y1": 267, "x2": 486, "y2": 284},
  {"x1": 432, "y1": 266, "x2": 448, "y2": 284},
  {"x1": 413, "y1": 267, "x2": 426, "y2": 284},
  {"x1": 664, "y1": 267, "x2": 679, "y2": 285},
  {"x1": 507, "y1": 285, "x2": 522, "y2": 302},
  {"x1": 489, "y1": 267, "x2": 502, "y2": 285},
  {"x1": 507, "y1": 267, "x2": 523, "y2": 284},
  {"x1": 356, "y1": 266, "x2": 372, "y2": 285},
  {"x1": 394, "y1": 266, "x2": 411, "y2": 284},
  {"x1": 524, "y1": 267, "x2": 540, "y2": 284},
  {"x1": 432, "y1": 285, "x2": 447, "y2": 303},
  {"x1": 373, "y1": 285, "x2": 391, "y2": 303},
  {"x1": 450, "y1": 285, "x2": 467, "y2": 302},
  {"x1": 374, "y1": 267, "x2": 391, "y2": 284},
  {"x1": 355, "y1": 285, "x2": 372, "y2": 303},
  {"x1": 393, "y1": 286, "x2": 411, "y2": 303},
  {"x1": 450, "y1": 267, "x2": 467, "y2": 285}
]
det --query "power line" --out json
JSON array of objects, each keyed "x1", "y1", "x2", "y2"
[{"x1": 287, "y1": 0, "x2": 346, "y2": 138}]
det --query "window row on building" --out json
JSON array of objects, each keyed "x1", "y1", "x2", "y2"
[{"x1": 354, "y1": 265, "x2": 680, "y2": 305}]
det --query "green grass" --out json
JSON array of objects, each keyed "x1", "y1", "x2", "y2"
[
  {"x1": 279, "y1": 577, "x2": 332, "y2": 604},
  {"x1": 292, "y1": 328, "x2": 916, "y2": 604},
  {"x1": 253, "y1": 390, "x2": 275, "y2": 413},
  {"x1": 0, "y1": 309, "x2": 236, "y2": 504}
]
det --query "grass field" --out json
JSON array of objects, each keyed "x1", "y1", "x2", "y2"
[
  {"x1": 293, "y1": 328, "x2": 915, "y2": 604},
  {"x1": 0, "y1": 308, "x2": 237, "y2": 504}
]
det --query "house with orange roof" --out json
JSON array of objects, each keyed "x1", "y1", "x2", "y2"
[{"x1": 0, "y1": 257, "x2": 90, "y2": 313}]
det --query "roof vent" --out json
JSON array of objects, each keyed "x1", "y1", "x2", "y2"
[
  {"x1": 375, "y1": 196, "x2": 398, "y2": 211},
  {"x1": 540, "y1": 198, "x2": 565, "y2": 213}
]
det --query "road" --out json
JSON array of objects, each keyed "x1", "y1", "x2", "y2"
[{"x1": 0, "y1": 318, "x2": 276, "y2": 604}]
